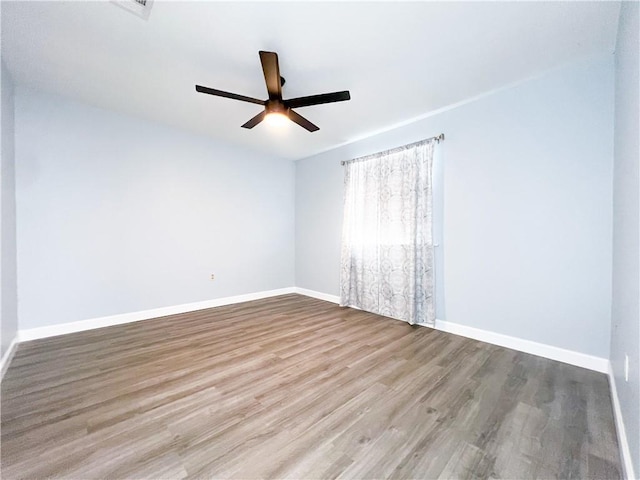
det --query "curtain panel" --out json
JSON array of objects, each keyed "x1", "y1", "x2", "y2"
[{"x1": 340, "y1": 139, "x2": 436, "y2": 326}]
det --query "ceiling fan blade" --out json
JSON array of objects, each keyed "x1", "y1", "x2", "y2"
[
  {"x1": 284, "y1": 91, "x2": 351, "y2": 109},
  {"x1": 288, "y1": 109, "x2": 319, "y2": 132},
  {"x1": 241, "y1": 111, "x2": 266, "y2": 129},
  {"x1": 195, "y1": 85, "x2": 265, "y2": 106},
  {"x1": 259, "y1": 51, "x2": 282, "y2": 100}
]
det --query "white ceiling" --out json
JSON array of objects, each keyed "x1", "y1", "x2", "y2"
[{"x1": 2, "y1": 1, "x2": 621, "y2": 160}]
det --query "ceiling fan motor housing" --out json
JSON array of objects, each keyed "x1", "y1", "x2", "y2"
[{"x1": 266, "y1": 99, "x2": 288, "y2": 115}]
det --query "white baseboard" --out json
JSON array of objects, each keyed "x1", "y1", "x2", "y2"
[
  {"x1": 14, "y1": 286, "x2": 610, "y2": 375},
  {"x1": 608, "y1": 363, "x2": 636, "y2": 480},
  {"x1": 293, "y1": 287, "x2": 340, "y2": 304},
  {"x1": 18, "y1": 287, "x2": 296, "y2": 342},
  {"x1": 0, "y1": 336, "x2": 19, "y2": 382},
  {"x1": 293, "y1": 288, "x2": 608, "y2": 373},
  {"x1": 434, "y1": 319, "x2": 609, "y2": 373}
]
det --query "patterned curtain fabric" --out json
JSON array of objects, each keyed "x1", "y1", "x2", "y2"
[{"x1": 340, "y1": 139, "x2": 435, "y2": 326}]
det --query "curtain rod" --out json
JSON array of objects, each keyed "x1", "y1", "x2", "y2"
[
  {"x1": 341, "y1": 133, "x2": 445, "y2": 166},
  {"x1": 432, "y1": 133, "x2": 445, "y2": 143}
]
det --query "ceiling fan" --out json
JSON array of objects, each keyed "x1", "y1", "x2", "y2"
[{"x1": 195, "y1": 51, "x2": 351, "y2": 132}]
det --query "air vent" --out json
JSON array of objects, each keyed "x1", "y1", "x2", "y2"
[{"x1": 112, "y1": 0, "x2": 153, "y2": 20}]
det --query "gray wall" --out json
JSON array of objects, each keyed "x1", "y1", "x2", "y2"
[
  {"x1": 611, "y1": 1, "x2": 640, "y2": 475},
  {"x1": 15, "y1": 88, "x2": 295, "y2": 329},
  {"x1": 296, "y1": 55, "x2": 614, "y2": 359},
  {"x1": 1, "y1": 61, "x2": 18, "y2": 357}
]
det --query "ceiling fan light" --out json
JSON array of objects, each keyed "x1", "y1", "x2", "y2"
[{"x1": 264, "y1": 111, "x2": 289, "y2": 127}]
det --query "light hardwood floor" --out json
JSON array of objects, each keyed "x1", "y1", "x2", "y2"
[{"x1": 1, "y1": 294, "x2": 621, "y2": 479}]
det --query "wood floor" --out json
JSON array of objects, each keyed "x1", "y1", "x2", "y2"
[{"x1": 1, "y1": 294, "x2": 621, "y2": 479}]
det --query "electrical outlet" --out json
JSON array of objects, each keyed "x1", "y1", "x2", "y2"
[
  {"x1": 210, "y1": 274, "x2": 215, "y2": 281},
  {"x1": 624, "y1": 354, "x2": 629, "y2": 382}
]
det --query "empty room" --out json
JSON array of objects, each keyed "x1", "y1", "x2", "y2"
[{"x1": 0, "y1": 1, "x2": 638, "y2": 479}]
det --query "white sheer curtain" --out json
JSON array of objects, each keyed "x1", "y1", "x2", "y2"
[{"x1": 340, "y1": 138, "x2": 436, "y2": 326}]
